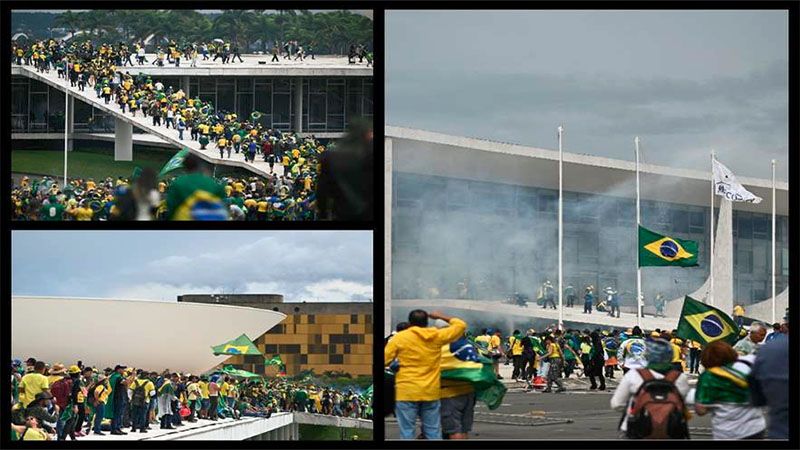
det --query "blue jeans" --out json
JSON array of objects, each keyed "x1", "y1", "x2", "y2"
[
  {"x1": 395, "y1": 400, "x2": 442, "y2": 440},
  {"x1": 111, "y1": 397, "x2": 125, "y2": 431},
  {"x1": 93, "y1": 403, "x2": 105, "y2": 433}
]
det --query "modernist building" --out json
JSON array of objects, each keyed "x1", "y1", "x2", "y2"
[
  {"x1": 178, "y1": 294, "x2": 373, "y2": 377},
  {"x1": 384, "y1": 127, "x2": 789, "y2": 333},
  {"x1": 12, "y1": 57, "x2": 373, "y2": 140}
]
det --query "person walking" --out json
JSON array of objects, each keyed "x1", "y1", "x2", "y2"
[
  {"x1": 507, "y1": 330, "x2": 525, "y2": 380},
  {"x1": 733, "y1": 322, "x2": 767, "y2": 356},
  {"x1": 542, "y1": 336, "x2": 566, "y2": 393},
  {"x1": 90, "y1": 375, "x2": 110, "y2": 435},
  {"x1": 583, "y1": 286, "x2": 594, "y2": 314},
  {"x1": 586, "y1": 332, "x2": 606, "y2": 390},
  {"x1": 384, "y1": 309, "x2": 467, "y2": 440},
  {"x1": 610, "y1": 338, "x2": 690, "y2": 439},
  {"x1": 693, "y1": 341, "x2": 766, "y2": 440}
]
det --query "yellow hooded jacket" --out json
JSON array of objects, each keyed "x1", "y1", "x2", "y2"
[{"x1": 384, "y1": 318, "x2": 467, "y2": 402}]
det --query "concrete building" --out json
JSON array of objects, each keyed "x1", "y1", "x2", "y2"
[
  {"x1": 178, "y1": 294, "x2": 373, "y2": 377},
  {"x1": 12, "y1": 56, "x2": 373, "y2": 138},
  {"x1": 384, "y1": 127, "x2": 789, "y2": 333},
  {"x1": 11, "y1": 296, "x2": 285, "y2": 374}
]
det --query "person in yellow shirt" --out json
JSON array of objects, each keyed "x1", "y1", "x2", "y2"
[
  {"x1": 303, "y1": 175, "x2": 313, "y2": 192},
  {"x1": 11, "y1": 416, "x2": 51, "y2": 440},
  {"x1": 489, "y1": 330, "x2": 503, "y2": 378},
  {"x1": 508, "y1": 330, "x2": 525, "y2": 380},
  {"x1": 198, "y1": 375, "x2": 210, "y2": 419},
  {"x1": 186, "y1": 376, "x2": 201, "y2": 423},
  {"x1": 19, "y1": 361, "x2": 50, "y2": 408},
  {"x1": 129, "y1": 371, "x2": 155, "y2": 433},
  {"x1": 384, "y1": 309, "x2": 466, "y2": 440},
  {"x1": 542, "y1": 335, "x2": 566, "y2": 393}
]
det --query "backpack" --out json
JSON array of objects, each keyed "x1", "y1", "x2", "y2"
[
  {"x1": 87, "y1": 382, "x2": 101, "y2": 406},
  {"x1": 131, "y1": 379, "x2": 148, "y2": 407},
  {"x1": 625, "y1": 369, "x2": 689, "y2": 439}
]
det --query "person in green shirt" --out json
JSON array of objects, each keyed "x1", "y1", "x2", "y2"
[
  {"x1": 39, "y1": 196, "x2": 65, "y2": 221},
  {"x1": 165, "y1": 154, "x2": 228, "y2": 220}
]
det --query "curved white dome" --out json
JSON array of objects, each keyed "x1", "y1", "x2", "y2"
[{"x1": 12, "y1": 296, "x2": 286, "y2": 374}]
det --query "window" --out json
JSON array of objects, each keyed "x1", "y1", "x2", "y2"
[
  {"x1": 753, "y1": 215, "x2": 769, "y2": 239},
  {"x1": 539, "y1": 194, "x2": 556, "y2": 213},
  {"x1": 737, "y1": 213, "x2": 753, "y2": 239},
  {"x1": 279, "y1": 344, "x2": 300, "y2": 353},
  {"x1": 736, "y1": 248, "x2": 753, "y2": 274},
  {"x1": 689, "y1": 211, "x2": 705, "y2": 234},
  {"x1": 300, "y1": 355, "x2": 308, "y2": 364},
  {"x1": 350, "y1": 314, "x2": 359, "y2": 324},
  {"x1": 329, "y1": 354, "x2": 344, "y2": 364},
  {"x1": 307, "y1": 314, "x2": 315, "y2": 324},
  {"x1": 264, "y1": 344, "x2": 277, "y2": 353}
]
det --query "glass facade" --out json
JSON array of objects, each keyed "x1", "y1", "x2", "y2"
[
  {"x1": 12, "y1": 74, "x2": 373, "y2": 134},
  {"x1": 392, "y1": 172, "x2": 789, "y2": 306}
]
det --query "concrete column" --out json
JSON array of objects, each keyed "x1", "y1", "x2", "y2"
[
  {"x1": 293, "y1": 78, "x2": 303, "y2": 133},
  {"x1": 114, "y1": 118, "x2": 133, "y2": 161},
  {"x1": 182, "y1": 75, "x2": 190, "y2": 98},
  {"x1": 66, "y1": 96, "x2": 75, "y2": 151},
  {"x1": 385, "y1": 138, "x2": 393, "y2": 335},
  {"x1": 713, "y1": 199, "x2": 734, "y2": 315}
]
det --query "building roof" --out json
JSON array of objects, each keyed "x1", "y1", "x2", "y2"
[
  {"x1": 386, "y1": 126, "x2": 788, "y2": 216},
  {"x1": 125, "y1": 54, "x2": 372, "y2": 77}
]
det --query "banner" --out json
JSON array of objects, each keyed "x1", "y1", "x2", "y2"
[{"x1": 713, "y1": 159, "x2": 762, "y2": 204}]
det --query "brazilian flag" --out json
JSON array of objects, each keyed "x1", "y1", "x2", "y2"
[
  {"x1": 638, "y1": 225, "x2": 698, "y2": 267},
  {"x1": 211, "y1": 334, "x2": 262, "y2": 356},
  {"x1": 676, "y1": 296, "x2": 740, "y2": 345},
  {"x1": 441, "y1": 338, "x2": 507, "y2": 410},
  {"x1": 158, "y1": 147, "x2": 190, "y2": 178}
]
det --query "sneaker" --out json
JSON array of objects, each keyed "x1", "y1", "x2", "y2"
[
  {"x1": 556, "y1": 388, "x2": 566, "y2": 393},
  {"x1": 542, "y1": 388, "x2": 552, "y2": 393},
  {"x1": 93, "y1": 431, "x2": 105, "y2": 436}
]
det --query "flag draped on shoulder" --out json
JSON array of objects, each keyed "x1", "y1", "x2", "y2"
[
  {"x1": 713, "y1": 158, "x2": 762, "y2": 204},
  {"x1": 211, "y1": 334, "x2": 262, "y2": 356},
  {"x1": 638, "y1": 225, "x2": 698, "y2": 267},
  {"x1": 675, "y1": 296, "x2": 740, "y2": 345},
  {"x1": 441, "y1": 337, "x2": 507, "y2": 409},
  {"x1": 158, "y1": 147, "x2": 190, "y2": 177}
]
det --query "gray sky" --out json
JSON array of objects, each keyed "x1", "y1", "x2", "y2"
[
  {"x1": 387, "y1": 10, "x2": 789, "y2": 180},
  {"x1": 12, "y1": 231, "x2": 373, "y2": 303}
]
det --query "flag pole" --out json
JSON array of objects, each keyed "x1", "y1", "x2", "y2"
[
  {"x1": 635, "y1": 136, "x2": 642, "y2": 329},
  {"x1": 709, "y1": 150, "x2": 715, "y2": 306},
  {"x1": 63, "y1": 58, "x2": 69, "y2": 188},
  {"x1": 771, "y1": 159, "x2": 776, "y2": 324},
  {"x1": 558, "y1": 125, "x2": 564, "y2": 331}
]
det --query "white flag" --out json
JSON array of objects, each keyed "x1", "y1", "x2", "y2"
[{"x1": 712, "y1": 159, "x2": 762, "y2": 204}]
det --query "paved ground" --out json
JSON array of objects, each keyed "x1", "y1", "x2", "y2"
[{"x1": 386, "y1": 364, "x2": 712, "y2": 440}]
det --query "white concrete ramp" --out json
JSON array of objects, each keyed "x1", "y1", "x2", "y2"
[
  {"x1": 746, "y1": 288, "x2": 789, "y2": 324},
  {"x1": 13, "y1": 65, "x2": 281, "y2": 178},
  {"x1": 294, "y1": 413, "x2": 373, "y2": 430},
  {"x1": 393, "y1": 299, "x2": 679, "y2": 331}
]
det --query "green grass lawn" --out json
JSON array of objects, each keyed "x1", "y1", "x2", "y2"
[
  {"x1": 12, "y1": 147, "x2": 175, "y2": 181},
  {"x1": 298, "y1": 424, "x2": 373, "y2": 441}
]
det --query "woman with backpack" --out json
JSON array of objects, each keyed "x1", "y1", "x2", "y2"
[
  {"x1": 610, "y1": 338, "x2": 690, "y2": 439},
  {"x1": 693, "y1": 341, "x2": 766, "y2": 440}
]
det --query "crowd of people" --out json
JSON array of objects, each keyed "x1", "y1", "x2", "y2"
[
  {"x1": 9, "y1": 358, "x2": 372, "y2": 441},
  {"x1": 12, "y1": 38, "x2": 372, "y2": 70},
  {"x1": 11, "y1": 166, "x2": 318, "y2": 221},
  {"x1": 385, "y1": 308, "x2": 788, "y2": 441},
  {"x1": 11, "y1": 37, "x2": 374, "y2": 222}
]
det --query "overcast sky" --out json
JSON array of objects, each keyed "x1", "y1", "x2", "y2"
[
  {"x1": 12, "y1": 231, "x2": 373, "y2": 303},
  {"x1": 387, "y1": 10, "x2": 789, "y2": 180}
]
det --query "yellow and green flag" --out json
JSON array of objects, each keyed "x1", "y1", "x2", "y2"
[
  {"x1": 639, "y1": 225, "x2": 698, "y2": 267},
  {"x1": 211, "y1": 334, "x2": 262, "y2": 356},
  {"x1": 675, "y1": 296, "x2": 740, "y2": 345}
]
